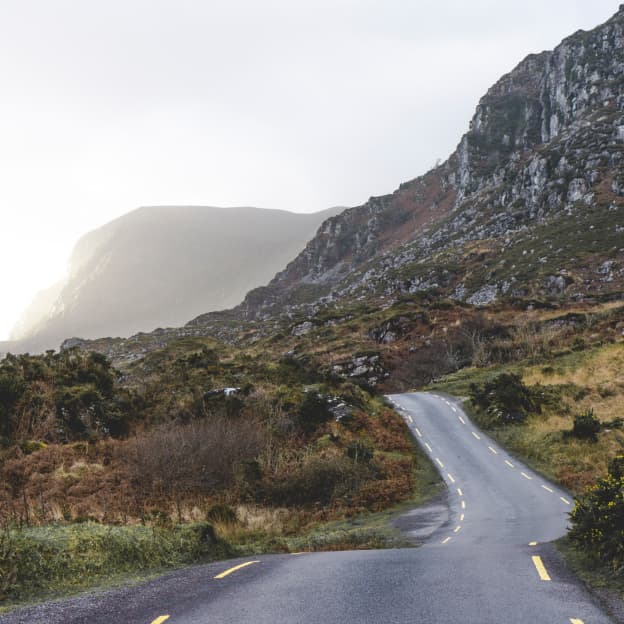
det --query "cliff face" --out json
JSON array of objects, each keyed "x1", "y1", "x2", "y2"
[{"x1": 230, "y1": 6, "x2": 624, "y2": 321}]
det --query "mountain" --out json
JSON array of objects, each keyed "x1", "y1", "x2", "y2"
[
  {"x1": 31, "y1": 6, "x2": 624, "y2": 369},
  {"x1": 6, "y1": 205, "x2": 342, "y2": 353},
  {"x1": 223, "y1": 7, "x2": 624, "y2": 321}
]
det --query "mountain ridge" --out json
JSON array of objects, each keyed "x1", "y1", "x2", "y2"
[{"x1": 5, "y1": 204, "x2": 343, "y2": 354}]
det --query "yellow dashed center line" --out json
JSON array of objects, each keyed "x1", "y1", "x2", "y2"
[
  {"x1": 488, "y1": 446, "x2": 498, "y2": 454},
  {"x1": 521, "y1": 472, "x2": 532, "y2": 480},
  {"x1": 460, "y1": 513, "x2": 465, "y2": 522},
  {"x1": 407, "y1": 415, "x2": 413, "y2": 423},
  {"x1": 532, "y1": 556, "x2": 551, "y2": 581},
  {"x1": 447, "y1": 473, "x2": 455, "y2": 483},
  {"x1": 415, "y1": 427, "x2": 422, "y2": 438},
  {"x1": 560, "y1": 497, "x2": 571, "y2": 505},
  {"x1": 461, "y1": 500, "x2": 466, "y2": 509},
  {"x1": 441, "y1": 537, "x2": 451, "y2": 544},
  {"x1": 529, "y1": 541, "x2": 538, "y2": 546},
  {"x1": 458, "y1": 416, "x2": 466, "y2": 424},
  {"x1": 436, "y1": 458, "x2": 445, "y2": 468},
  {"x1": 570, "y1": 619, "x2": 585, "y2": 624},
  {"x1": 214, "y1": 560, "x2": 260, "y2": 579},
  {"x1": 454, "y1": 525, "x2": 461, "y2": 533},
  {"x1": 451, "y1": 406, "x2": 457, "y2": 412},
  {"x1": 471, "y1": 432, "x2": 481, "y2": 440},
  {"x1": 457, "y1": 488, "x2": 463, "y2": 496},
  {"x1": 151, "y1": 617, "x2": 170, "y2": 624},
  {"x1": 425, "y1": 443, "x2": 433, "y2": 453},
  {"x1": 504, "y1": 460, "x2": 514, "y2": 468},
  {"x1": 541, "y1": 485, "x2": 554, "y2": 493}
]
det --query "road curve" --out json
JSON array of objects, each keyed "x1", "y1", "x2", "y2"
[{"x1": 0, "y1": 393, "x2": 615, "y2": 624}]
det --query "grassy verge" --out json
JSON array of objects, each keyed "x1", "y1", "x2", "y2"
[{"x1": 0, "y1": 522, "x2": 230, "y2": 610}]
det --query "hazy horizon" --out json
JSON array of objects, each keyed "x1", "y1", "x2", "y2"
[{"x1": 1, "y1": 0, "x2": 619, "y2": 340}]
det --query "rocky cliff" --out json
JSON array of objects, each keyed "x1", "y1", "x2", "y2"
[{"x1": 223, "y1": 6, "x2": 624, "y2": 322}]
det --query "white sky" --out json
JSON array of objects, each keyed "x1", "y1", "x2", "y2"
[{"x1": 0, "y1": 1, "x2": 619, "y2": 340}]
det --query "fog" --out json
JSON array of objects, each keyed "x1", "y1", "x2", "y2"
[{"x1": 0, "y1": 0, "x2": 619, "y2": 339}]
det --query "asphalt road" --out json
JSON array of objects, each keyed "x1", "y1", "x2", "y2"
[{"x1": 1, "y1": 392, "x2": 615, "y2": 624}]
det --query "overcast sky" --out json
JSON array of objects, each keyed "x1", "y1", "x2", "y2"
[{"x1": 0, "y1": 1, "x2": 619, "y2": 340}]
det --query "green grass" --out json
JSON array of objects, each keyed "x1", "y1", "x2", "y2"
[{"x1": 0, "y1": 522, "x2": 231, "y2": 608}]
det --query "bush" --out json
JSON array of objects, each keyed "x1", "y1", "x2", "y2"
[
  {"x1": 571, "y1": 409, "x2": 601, "y2": 442},
  {"x1": 205, "y1": 503, "x2": 237, "y2": 525},
  {"x1": 346, "y1": 441, "x2": 374, "y2": 463},
  {"x1": 261, "y1": 455, "x2": 370, "y2": 506},
  {"x1": 469, "y1": 373, "x2": 539, "y2": 426},
  {"x1": 569, "y1": 455, "x2": 624, "y2": 568},
  {"x1": 297, "y1": 392, "x2": 333, "y2": 434}
]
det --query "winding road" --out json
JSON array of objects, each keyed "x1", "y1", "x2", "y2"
[{"x1": 1, "y1": 393, "x2": 615, "y2": 624}]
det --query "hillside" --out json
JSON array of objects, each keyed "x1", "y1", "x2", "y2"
[{"x1": 6, "y1": 205, "x2": 341, "y2": 354}]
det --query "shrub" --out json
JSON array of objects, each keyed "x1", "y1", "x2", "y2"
[
  {"x1": 261, "y1": 455, "x2": 370, "y2": 507},
  {"x1": 297, "y1": 392, "x2": 333, "y2": 433},
  {"x1": 571, "y1": 409, "x2": 601, "y2": 442},
  {"x1": 569, "y1": 456, "x2": 624, "y2": 568},
  {"x1": 469, "y1": 373, "x2": 538, "y2": 426},
  {"x1": 346, "y1": 441, "x2": 374, "y2": 463},
  {"x1": 205, "y1": 503, "x2": 238, "y2": 525}
]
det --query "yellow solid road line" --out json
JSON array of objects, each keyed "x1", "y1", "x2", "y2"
[
  {"x1": 488, "y1": 446, "x2": 498, "y2": 454},
  {"x1": 458, "y1": 416, "x2": 466, "y2": 424},
  {"x1": 447, "y1": 473, "x2": 455, "y2": 483},
  {"x1": 561, "y1": 497, "x2": 571, "y2": 505},
  {"x1": 505, "y1": 460, "x2": 514, "y2": 468},
  {"x1": 541, "y1": 485, "x2": 554, "y2": 493},
  {"x1": 521, "y1": 472, "x2": 532, "y2": 480},
  {"x1": 436, "y1": 458, "x2": 444, "y2": 468},
  {"x1": 529, "y1": 541, "x2": 538, "y2": 546},
  {"x1": 425, "y1": 443, "x2": 433, "y2": 452},
  {"x1": 415, "y1": 427, "x2": 422, "y2": 437},
  {"x1": 532, "y1": 556, "x2": 551, "y2": 581},
  {"x1": 151, "y1": 617, "x2": 170, "y2": 624},
  {"x1": 457, "y1": 487, "x2": 463, "y2": 496},
  {"x1": 471, "y1": 432, "x2": 481, "y2": 440},
  {"x1": 214, "y1": 560, "x2": 260, "y2": 579},
  {"x1": 441, "y1": 537, "x2": 451, "y2": 544}
]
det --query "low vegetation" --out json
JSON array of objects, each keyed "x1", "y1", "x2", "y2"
[{"x1": 1, "y1": 292, "x2": 623, "y2": 605}]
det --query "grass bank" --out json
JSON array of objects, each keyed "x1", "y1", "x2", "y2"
[{"x1": 0, "y1": 522, "x2": 230, "y2": 608}]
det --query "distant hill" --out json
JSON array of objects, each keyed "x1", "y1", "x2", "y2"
[{"x1": 6, "y1": 205, "x2": 343, "y2": 353}]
